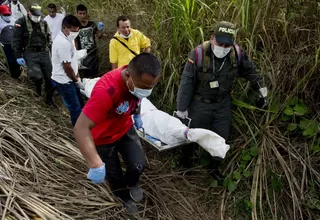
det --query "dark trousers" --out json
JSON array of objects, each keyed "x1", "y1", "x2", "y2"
[
  {"x1": 2, "y1": 43, "x2": 21, "y2": 78},
  {"x1": 54, "y1": 81, "x2": 84, "y2": 126},
  {"x1": 96, "y1": 127, "x2": 146, "y2": 202},
  {"x1": 182, "y1": 96, "x2": 232, "y2": 168},
  {"x1": 188, "y1": 97, "x2": 232, "y2": 140},
  {"x1": 24, "y1": 50, "x2": 54, "y2": 94}
]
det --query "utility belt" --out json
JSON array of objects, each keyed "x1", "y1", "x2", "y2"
[
  {"x1": 25, "y1": 47, "x2": 48, "y2": 52},
  {"x1": 193, "y1": 94, "x2": 227, "y2": 104}
]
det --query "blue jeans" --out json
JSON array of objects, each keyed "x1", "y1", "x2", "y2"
[{"x1": 54, "y1": 81, "x2": 84, "y2": 126}]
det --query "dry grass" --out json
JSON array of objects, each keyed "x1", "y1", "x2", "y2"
[{"x1": 0, "y1": 72, "x2": 220, "y2": 219}]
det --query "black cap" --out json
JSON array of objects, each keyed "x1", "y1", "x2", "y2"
[
  {"x1": 213, "y1": 21, "x2": 236, "y2": 45},
  {"x1": 29, "y1": 3, "x2": 42, "y2": 16}
]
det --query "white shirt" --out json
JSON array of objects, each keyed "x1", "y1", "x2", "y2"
[
  {"x1": 51, "y1": 31, "x2": 78, "y2": 84},
  {"x1": 9, "y1": 2, "x2": 27, "y2": 22},
  {"x1": 0, "y1": 15, "x2": 14, "y2": 33},
  {"x1": 44, "y1": 13, "x2": 64, "y2": 41}
]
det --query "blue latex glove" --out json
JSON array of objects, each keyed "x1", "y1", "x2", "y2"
[
  {"x1": 87, "y1": 163, "x2": 106, "y2": 184},
  {"x1": 97, "y1": 22, "x2": 104, "y2": 31},
  {"x1": 16, "y1": 58, "x2": 26, "y2": 66},
  {"x1": 133, "y1": 114, "x2": 143, "y2": 129}
]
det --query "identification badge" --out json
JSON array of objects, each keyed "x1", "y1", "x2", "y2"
[{"x1": 209, "y1": 81, "x2": 219, "y2": 88}]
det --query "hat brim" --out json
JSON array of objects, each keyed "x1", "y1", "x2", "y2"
[
  {"x1": 31, "y1": 10, "x2": 43, "y2": 16},
  {"x1": 215, "y1": 35, "x2": 233, "y2": 45}
]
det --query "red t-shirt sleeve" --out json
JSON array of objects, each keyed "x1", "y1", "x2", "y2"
[{"x1": 82, "y1": 86, "x2": 113, "y2": 124}]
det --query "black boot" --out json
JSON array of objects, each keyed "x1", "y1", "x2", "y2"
[
  {"x1": 179, "y1": 143, "x2": 196, "y2": 168},
  {"x1": 35, "y1": 83, "x2": 42, "y2": 97},
  {"x1": 45, "y1": 88, "x2": 57, "y2": 107},
  {"x1": 208, "y1": 156, "x2": 225, "y2": 184}
]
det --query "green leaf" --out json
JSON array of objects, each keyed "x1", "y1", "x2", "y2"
[
  {"x1": 222, "y1": 179, "x2": 229, "y2": 188},
  {"x1": 271, "y1": 176, "x2": 282, "y2": 192},
  {"x1": 244, "y1": 200, "x2": 253, "y2": 209},
  {"x1": 294, "y1": 103, "x2": 308, "y2": 116},
  {"x1": 287, "y1": 123, "x2": 298, "y2": 131},
  {"x1": 284, "y1": 107, "x2": 294, "y2": 116},
  {"x1": 243, "y1": 170, "x2": 251, "y2": 178},
  {"x1": 250, "y1": 147, "x2": 260, "y2": 156},
  {"x1": 300, "y1": 119, "x2": 318, "y2": 137},
  {"x1": 282, "y1": 113, "x2": 292, "y2": 121},
  {"x1": 199, "y1": 155, "x2": 210, "y2": 166},
  {"x1": 303, "y1": 126, "x2": 318, "y2": 137},
  {"x1": 289, "y1": 96, "x2": 299, "y2": 106},
  {"x1": 209, "y1": 179, "x2": 218, "y2": 188},
  {"x1": 242, "y1": 153, "x2": 252, "y2": 161},
  {"x1": 232, "y1": 98, "x2": 256, "y2": 111},
  {"x1": 233, "y1": 171, "x2": 241, "y2": 180},
  {"x1": 239, "y1": 164, "x2": 246, "y2": 171},
  {"x1": 300, "y1": 119, "x2": 310, "y2": 130},
  {"x1": 228, "y1": 181, "x2": 237, "y2": 192},
  {"x1": 312, "y1": 145, "x2": 320, "y2": 154}
]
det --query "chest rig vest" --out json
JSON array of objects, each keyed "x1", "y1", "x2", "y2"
[
  {"x1": 24, "y1": 16, "x2": 49, "y2": 49},
  {"x1": 193, "y1": 41, "x2": 242, "y2": 103}
]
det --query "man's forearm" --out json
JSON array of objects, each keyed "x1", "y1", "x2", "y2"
[
  {"x1": 64, "y1": 66, "x2": 78, "y2": 82},
  {"x1": 74, "y1": 124, "x2": 103, "y2": 168},
  {"x1": 111, "y1": 63, "x2": 118, "y2": 70},
  {"x1": 144, "y1": 46, "x2": 151, "y2": 53}
]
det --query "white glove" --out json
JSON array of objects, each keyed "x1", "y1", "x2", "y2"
[
  {"x1": 75, "y1": 79, "x2": 85, "y2": 90},
  {"x1": 259, "y1": 87, "x2": 268, "y2": 98},
  {"x1": 176, "y1": 110, "x2": 188, "y2": 119},
  {"x1": 76, "y1": 49, "x2": 87, "y2": 61}
]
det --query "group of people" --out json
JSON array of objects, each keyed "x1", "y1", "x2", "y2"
[
  {"x1": 0, "y1": 1, "x2": 269, "y2": 216},
  {"x1": 0, "y1": 1, "x2": 151, "y2": 107}
]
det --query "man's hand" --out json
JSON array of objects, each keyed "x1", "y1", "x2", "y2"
[
  {"x1": 75, "y1": 79, "x2": 85, "y2": 90},
  {"x1": 16, "y1": 58, "x2": 25, "y2": 66},
  {"x1": 257, "y1": 87, "x2": 268, "y2": 109},
  {"x1": 133, "y1": 114, "x2": 143, "y2": 129},
  {"x1": 97, "y1": 22, "x2": 104, "y2": 31},
  {"x1": 87, "y1": 163, "x2": 106, "y2": 184},
  {"x1": 176, "y1": 110, "x2": 188, "y2": 119}
]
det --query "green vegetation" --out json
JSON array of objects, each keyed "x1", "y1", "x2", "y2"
[{"x1": 0, "y1": 0, "x2": 319, "y2": 219}]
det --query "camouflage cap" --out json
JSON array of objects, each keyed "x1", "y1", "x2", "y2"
[
  {"x1": 213, "y1": 21, "x2": 236, "y2": 45},
  {"x1": 28, "y1": 3, "x2": 42, "y2": 16}
]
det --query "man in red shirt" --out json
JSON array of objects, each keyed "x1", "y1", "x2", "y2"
[{"x1": 74, "y1": 53, "x2": 161, "y2": 214}]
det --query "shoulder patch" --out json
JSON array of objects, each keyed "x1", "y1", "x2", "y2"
[
  {"x1": 188, "y1": 58, "x2": 194, "y2": 64},
  {"x1": 15, "y1": 24, "x2": 21, "y2": 27}
]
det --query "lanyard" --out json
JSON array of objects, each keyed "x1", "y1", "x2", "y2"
[{"x1": 212, "y1": 57, "x2": 226, "y2": 79}]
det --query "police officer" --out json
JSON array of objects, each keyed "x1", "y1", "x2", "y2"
[
  {"x1": 176, "y1": 21, "x2": 268, "y2": 181},
  {"x1": 12, "y1": 3, "x2": 55, "y2": 105}
]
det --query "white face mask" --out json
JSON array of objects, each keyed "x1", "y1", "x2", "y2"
[
  {"x1": 30, "y1": 15, "x2": 41, "y2": 23},
  {"x1": 68, "y1": 31, "x2": 79, "y2": 41},
  {"x1": 128, "y1": 78, "x2": 153, "y2": 99},
  {"x1": 120, "y1": 32, "x2": 131, "y2": 39},
  {"x1": 213, "y1": 45, "x2": 231, "y2": 58},
  {"x1": 1, "y1": 16, "x2": 11, "y2": 23}
]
